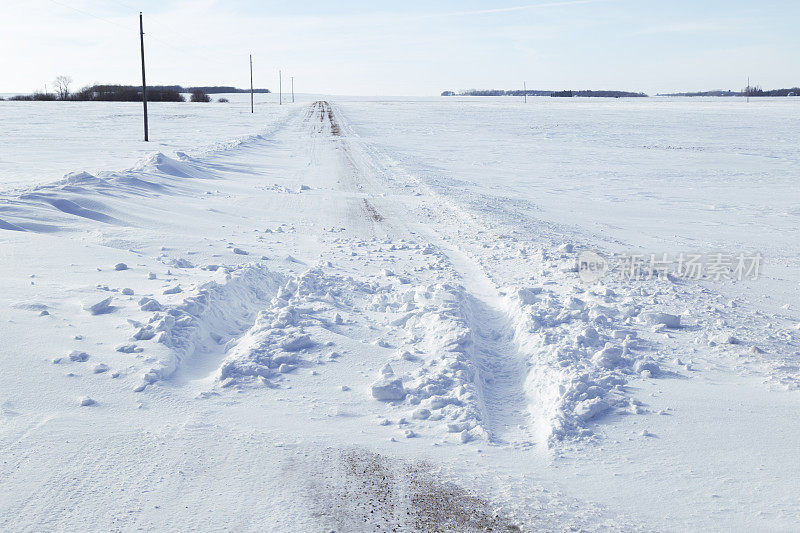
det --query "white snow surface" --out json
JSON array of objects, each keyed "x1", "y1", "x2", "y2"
[{"x1": 1, "y1": 96, "x2": 799, "y2": 531}]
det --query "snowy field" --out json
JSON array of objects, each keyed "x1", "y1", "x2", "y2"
[
  {"x1": 0, "y1": 92, "x2": 292, "y2": 189},
  {"x1": 1, "y1": 95, "x2": 799, "y2": 531}
]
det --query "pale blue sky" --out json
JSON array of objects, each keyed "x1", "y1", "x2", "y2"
[{"x1": 2, "y1": 0, "x2": 798, "y2": 95}]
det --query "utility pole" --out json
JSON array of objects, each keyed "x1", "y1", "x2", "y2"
[
  {"x1": 524, "y1": 81, "x2": 527, "y2": 103},
  {"x1": 279, "y1": 70, "x2": 282, "y2": 105},
  {"x1": 291, "y1": 76, "x2": 294, "y2": 103},
  {"x1": 249, "y1": 54, "x2": 254, "y2": 113},
  {"x1": 139, "y1": 12, "x2": 149, "y2": 142}
]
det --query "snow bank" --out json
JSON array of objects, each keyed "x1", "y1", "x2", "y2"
[
  {"x1": 128, "y1": 264, "x2": 284, "y2": 388},
  {"x1": 133, "y1": 152, "x2": 210, "y2": 180},
  {"x1": 216, "y1": 267, "x2": 374, "y2": 385},
  {"x1": 501, "y1": 284, "x2": 657, "y2": 443},
  {"x1": 369, "y1": 282, "x2": 488, "y2": 442}
]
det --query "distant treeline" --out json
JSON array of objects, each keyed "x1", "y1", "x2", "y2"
[
  {"x1": 3, "y1": 92, "x2": 59, "y2": 101},
  {"x1": 183, "y1": 86, "x2": 271, "y2": 94},
  {"x1": 4, "y1": 84, "x2": 270, "y2": 102},
  {"x1": 442, "y1": 89, "x2": 648, "y2": 98},
  {"x1": 657, "y1": 87, "x2": 800, "y2": 97}
]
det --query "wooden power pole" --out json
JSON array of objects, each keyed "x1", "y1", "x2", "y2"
[
  {"x1": 139, "y1": 12, "x2": 149, "y2": 141},
  {"x1": 250, "y1": 54, "x2": 254, "y2": 113}
]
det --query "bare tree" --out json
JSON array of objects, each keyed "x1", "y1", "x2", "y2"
[
  {"x1": 190, "y1": 89, "x2": 211, "y2": 103},
  {"x1": 54, "y1": 75, "x2": 72, "y2": 100}
]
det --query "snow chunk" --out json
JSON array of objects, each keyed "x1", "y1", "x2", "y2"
[
  {"x1": 132, "y1": 326, "x2": 156, "y2": 340},
  {"x1": 574, "y1": 398, "x2": 610, "y2": 422},
  {"x1": 400, "y1": 351, "x2": 418, "y2": 361},
  {"x1": 78, "y1": 396, "x2": 96, "y2": 407},
  {"x1": 371, "y1": 376, "x2": 406, "y2": 401},
  {"x1": 613, "y1": 329, "x2": 636, "y2": 339},
  {"x1": 116, "y1": 344, "x2": 142, "y2": 354},
  {"x1": 68, "y1": 350, "x2": 90, "y2": 362},
  {"x1": 84, "y1": 296, "x2": 113, "y2": 315},
  {"x1": 633, "y1": 359, "x2": 660, "y2": 376},
  {"x1": 138, "y1": 297, "x2": 162, "y2": 311},
  {"x1": 591, "y1": 344, "x2": 625, "y2": 369},
  {"x1": 280, "y1": 334, "x2": 314, "y2": 352},
  {"x1": 712, "y1": 334, "x2": 739, "y2": 345},
  {"x1": 641, "y1": 312, "x2": 681, "y2": 328},
  {"x1": 412, "y1": 408, "x2": 431, "y2": 420},
  {"x1": 516, "y1": 287, "x2": 542, "y2": 305},
  {"x1": 163, "y1": 285, "x2": 182, "y2": 295},
  {"x1": 168, "y1": 258, "x2": 194, "y2": 269}
]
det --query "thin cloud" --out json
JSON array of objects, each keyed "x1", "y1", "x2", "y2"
[
  {"x1": 438, "y1": 0, "x2": 613, "y2": 18},
  {"x1": 635, "y1": 20, "x2": 744, "y2": 35}
]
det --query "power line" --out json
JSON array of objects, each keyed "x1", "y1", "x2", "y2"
[
  {"x1": 42, "y1": 0, "x2": 286, "y2": 102},
  {"x1": 100, "y1": 0, "x2": 208, "y2": 58},
  {"x1": 45, "y1": 0, "x2": 128, "y2": 30},
  {"x1": 44, "y1": 0, "x2": 252, "y2": 80}
]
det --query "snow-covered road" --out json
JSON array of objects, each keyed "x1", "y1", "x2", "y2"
[{"x1": 1, "y1": 97, "x2": 799, "y2": 531}]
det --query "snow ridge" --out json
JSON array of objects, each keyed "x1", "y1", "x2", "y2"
[
  {"x1": 373, "y1": 283, "x2": 489, "y2": 444},
  {"x1": 215, "y1": 267, "x2": 376, "y2": 386},
  {"x1": 502, "y1": 285, "x2": 650, "y2": 443},
  {"x1": 129, "y1": 264, "x2": 285, "y2": 389}
]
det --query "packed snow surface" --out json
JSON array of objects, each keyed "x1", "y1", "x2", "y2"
[{"x1": 1, "y1": 95, "x2": 799, "y2": 531}]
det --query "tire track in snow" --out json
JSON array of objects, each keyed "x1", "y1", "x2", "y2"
[
  {"x1": 313, "y1": 100, "x2": 399, "y2": 238},
  {"x1": 437, "y1": 239, "x2": 535, "y2": 446},
  {"x1": 321, "y1": 102, "x2": 535, "y2": 446}
]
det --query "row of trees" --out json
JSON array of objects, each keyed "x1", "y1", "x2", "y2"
[
  {"x1": 75, "y1": 84, "x2": 185, "y2": 102},
  {"x1": 442, "y1": 88, "x2": 649, "y2": 98},
  {"x1": 3, "y1": 76, "x2": 268, "y2": 102},
  {"x1": 658, "y1": 85, "x2": 800, "y2": 97}
]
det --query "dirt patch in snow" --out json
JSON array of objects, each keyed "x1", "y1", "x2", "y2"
[
  {"x1": 363, "y1": 198, "x2": 385, "y2": 222},
  {"x1": 309, "y1": 448, "x2": 520, "y2": 532},
  {"x1": 325, "y1": 102, "x2": 342, "y2": 136}
]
